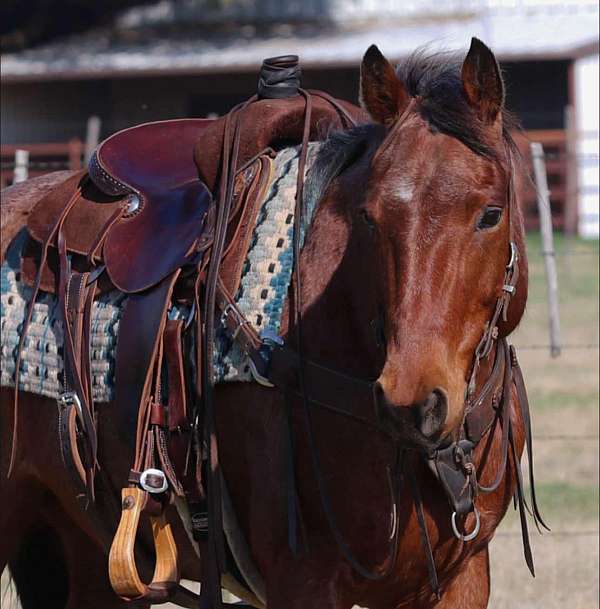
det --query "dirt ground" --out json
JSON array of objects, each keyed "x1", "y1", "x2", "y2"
[{"x1": 2, "y1": 234, "x2": 598, "y2": 608}]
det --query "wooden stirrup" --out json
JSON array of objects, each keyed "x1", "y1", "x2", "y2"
[{"x1": 109, "y1": 487, "x2": 179, "y2": 603}]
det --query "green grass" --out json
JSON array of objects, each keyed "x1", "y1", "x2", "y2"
[
  {"x1": 490, "y1": 233, "x2": 599, "y2": 609},
  {"x1": 516, "y1": 234, "x2": 599, "y2": 332},
  {"x1": 534, "y1": 481, "x2": 600, "y2": 523},
  {"x1": 527, "y1": 388, "x2": 599, "y2": 411}
]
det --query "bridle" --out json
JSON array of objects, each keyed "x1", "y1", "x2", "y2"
[{"x1": 215, "y1": 97, "x2": 548, "y2": 597}]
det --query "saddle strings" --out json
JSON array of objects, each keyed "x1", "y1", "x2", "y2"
[{"x1": 8, "y1": 183, "x2": 83, "y2": 478}]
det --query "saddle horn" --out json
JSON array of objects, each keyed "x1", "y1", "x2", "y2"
[{"x1": 258, "y1": 55, "x2": 301, "y2": 99}]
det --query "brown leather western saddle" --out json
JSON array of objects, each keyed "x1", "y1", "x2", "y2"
[
  {"x1": 11, "y1": 56, "x2": 363, "y2": 608},
  {"x1": 11, "y1": 55, "x2": 546, "y2": 609}
]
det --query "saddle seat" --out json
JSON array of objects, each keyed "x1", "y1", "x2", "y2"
[{"x1": 25, "y1": 119, "x2": 214, "y2": 294}]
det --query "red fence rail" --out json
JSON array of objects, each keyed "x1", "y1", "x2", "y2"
[
  {"x1": 0, "y1": 139, "x2": 83, "y2": 189},
  {"x1": 0, "y1": 131, "x2": 575, "y2": 232}
]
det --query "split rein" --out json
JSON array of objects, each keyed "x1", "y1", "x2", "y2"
[{"x1": 212, "y1": 99, "x2": 548, "y2": 598}]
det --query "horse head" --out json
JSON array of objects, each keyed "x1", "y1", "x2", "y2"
[{"x1": 304, "y1": 39, "x2": 528, "y2": 452}]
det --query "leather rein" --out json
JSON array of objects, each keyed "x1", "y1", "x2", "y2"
[{"x1": 212, "y1": 97, "x2": 549, "y2": 597}]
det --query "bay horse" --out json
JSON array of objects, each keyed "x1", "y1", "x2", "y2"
[{"x1": 0, "y1": 39, "x2": 544, "y2": 609}]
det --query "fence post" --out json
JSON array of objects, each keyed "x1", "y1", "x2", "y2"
[
  {"x1": 68, "y1": 138, "x2": 84, "y2": 170},
  {"x1": 564, "y1": 105, "x2": 579, "y2": 236},
  {"x1": 13, "y1": 149, "x2": 29, "y2": 183},
  {"x1": 85, "y1": 115, "x2": 102, "y2": 164},
  {"x1": 530, "y1": 142, "x2": 562, "y2": 358}
]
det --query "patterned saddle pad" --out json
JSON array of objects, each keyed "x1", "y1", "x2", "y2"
[{"x1": 1, "y1": 143, "x2": 320, "y2": 402}]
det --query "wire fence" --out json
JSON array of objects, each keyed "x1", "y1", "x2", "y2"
[{"x1": 512, "y1": 266, "x2": 597, "y2": 546}]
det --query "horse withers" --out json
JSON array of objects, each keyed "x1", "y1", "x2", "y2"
[{"x1": 0, "y1": 39, "x2": 545, "y2": 609}]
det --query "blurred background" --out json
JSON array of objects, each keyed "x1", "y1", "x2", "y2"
[{"x1": 1, "y1": 1, "x2": 598, "y2": 608}]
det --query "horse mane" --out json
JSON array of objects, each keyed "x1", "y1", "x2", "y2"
[
  {"x1": 397, "y1": 48, "x2": 519, "y2": 157},
  {"x1": 305, "y1": 47, "x2": 521, "y2": 215}
]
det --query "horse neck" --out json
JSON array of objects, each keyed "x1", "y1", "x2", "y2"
[{"x1": 284, "y1": 193, "x2": 383, "y2": 381}]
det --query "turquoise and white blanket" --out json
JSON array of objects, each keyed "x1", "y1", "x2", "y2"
[{"x1": 0, "y1": 143, "x2": 320, "y2": 401}]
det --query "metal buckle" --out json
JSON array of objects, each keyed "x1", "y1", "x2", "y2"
[
  {"x1": 507, "y1": 241, "x2": 518, "y2": 270},
  {"x1": 220, "y1": 303, "x2": 250, "y2": 339},
  {"x1": 451, "y1": 507, "x2": 481, "y2": 542},
  {"x1": 58, "y1": 391, "x2": 83, "y2": 421},
  {"x1": 139, "y1": 468, "x2": 169, "y2": 494}
]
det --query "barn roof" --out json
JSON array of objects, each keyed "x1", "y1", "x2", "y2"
[{"x1": 2, "y1": 3, "x2": 598, "y2": 82}]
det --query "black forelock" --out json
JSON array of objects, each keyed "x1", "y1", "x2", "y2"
[{"x1": 396, "y1": 47, "x2": 519, "y2": 158}]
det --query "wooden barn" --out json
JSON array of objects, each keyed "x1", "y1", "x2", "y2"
[{"x1": 1, "y1": 0, "x2": 598, "y2": 235}]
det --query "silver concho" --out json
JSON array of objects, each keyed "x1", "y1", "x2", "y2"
[{"x1": 125, "y1": 194, "x2": 141, "y2": 215}]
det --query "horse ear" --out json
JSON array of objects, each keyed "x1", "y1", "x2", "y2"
[
  {"x1": 360, "y1": 45, "x2": 409, "y2": 126},
  {"x1": 461, "y1": 38, "x2": 505, "y2": 124}
]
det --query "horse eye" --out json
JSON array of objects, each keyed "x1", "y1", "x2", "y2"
[{"x1": 477, "y1": 206, "x2": 503, "y2": 230}]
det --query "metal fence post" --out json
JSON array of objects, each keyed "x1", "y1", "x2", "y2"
[
  {"x1": 530, "y1": 142, "x2": 562, "y2": 358},
  {"x1": 13, "y1": 149, "x2": 29, "y2": 183}
]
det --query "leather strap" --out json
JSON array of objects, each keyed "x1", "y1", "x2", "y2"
[
  {"x1": 476, "y1": 340, "x2": 512, "y2": 495},
  {"x1": 8, "y1": 184, "x2": 84, "y2": 477},
  {"x1": 57, "y1": 261, "x2": 98, "y2": 502},
  {"x1": 508, "y1": 421, "x2": 535, "y2": 576},
  {"x1": 200, "y1": 97, "x2": 255, "y2": 609},
  {"x1": 511, "y1": 347, "x2": 550, "y2": 533},
  {"x1": 164, "y1": 319, "x2": 191, "y2": 486},
  {"x1": 464, "y1": 339, "x2": 506, "y2": 443},
  {"x1": 407, "y1": 460, "x2": 440, "y2": 599},
  {"x1": 114, "y1": 271, "x2": 180, "y2": 449}
]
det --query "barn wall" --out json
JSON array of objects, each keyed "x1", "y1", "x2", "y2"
[
  {"x1": 0, "y1": 59, "x2": 568, "y2": 147},
  {"x1": 1, "y1": 80, "x2": 110, "y2": 144},
  {"x1": 575, "y1": 53, "x2": 600, "y2": 238}
]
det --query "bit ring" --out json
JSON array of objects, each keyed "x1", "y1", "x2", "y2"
[{"x1": 451, "y1": 507, "x2": 481, "y2": 542}]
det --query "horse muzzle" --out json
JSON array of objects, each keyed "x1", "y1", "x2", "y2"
[{"x1": 373, "y1": 384, "x2": 449, "y2": 454}]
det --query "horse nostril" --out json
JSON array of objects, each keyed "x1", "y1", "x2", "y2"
[{"x1": 412, "y1": 389, "x2": 448, "y2": 438}]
